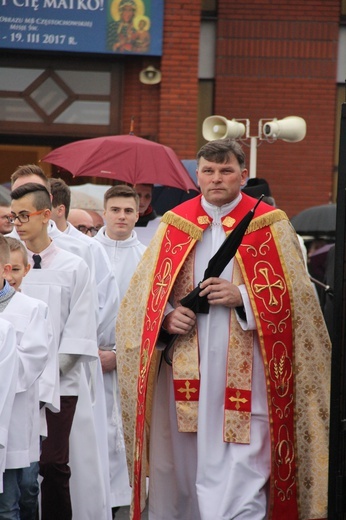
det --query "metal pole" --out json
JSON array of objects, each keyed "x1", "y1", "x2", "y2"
[
  {"x1": 249, "y1": 136, "x2": 257, "y2": 178},
  {"x1": 328, "y1": 102, "x2": 346, "y2": 518}
]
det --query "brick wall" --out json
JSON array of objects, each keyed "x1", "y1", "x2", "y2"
[
  {"x1": 122, "y1": 0, "x2": 201, "y2": 159},
  {"x1": 122, "y1": 0, "x2": 340, "y2": 216},
  {"x1": 215, "y1": 0, "x2": 340, "y2": 217}
]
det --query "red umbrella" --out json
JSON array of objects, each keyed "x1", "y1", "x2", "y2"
[{"x1": 41, "y1": 135, "x2": 198, "y2": 192}]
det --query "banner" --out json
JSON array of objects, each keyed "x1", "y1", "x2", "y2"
[{"x1": 0, "y1": 0, "x2": 163, "y2": 55}]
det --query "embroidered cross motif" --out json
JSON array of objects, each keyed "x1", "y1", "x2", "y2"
[
  {"x1": 152, "y1": 259, "x2": 172, "y2": 310},
  {"x1": 253, "y1": 267, "x2": 284, "y2": 306},
  {"x1": 197, "y1": 215, "x2": 211, "y2": 225},
  {"x1": 229, "y1": 390, "x2": 249, "y2": 410},
  {"x1": 225, "y1": 388, "x2": 251, "y2": 412},
  {"x1": 177, "y1": 381, "x2": 197, "y2": 400}
]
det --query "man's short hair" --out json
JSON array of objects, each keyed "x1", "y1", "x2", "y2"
[
  {"x1": 104, "y1": 184, "x2": 139, "y2": 210},
  {"x1": 11, "y1": 183, "x2": 52, "y2": 211},
  {"x1": 5, "y1": 236, "x2": 28, "y2": 266},
  {"x1": 0, "y1": 234, "x2": 10, "y2": 264},
  {"x1": 197, "y1": 138, "x2": 246, "y2": 170},
  {"x1": 11, "y1": 164, "x2": 51, "y2": 192},
  {"x1": 49, "y1": 178, "x2": 71, "y2": 218}
]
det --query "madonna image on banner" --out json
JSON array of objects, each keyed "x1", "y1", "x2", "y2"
[{"x1": 106, "y1": 0, "x2": 162, "y2": 55}]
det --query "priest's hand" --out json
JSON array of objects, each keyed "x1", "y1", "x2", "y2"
[
  {"x1": 199, "y1": 277, "x2": 243, "y2": 308},
  {"x1": 162, "y1": 306, "x2": 196, "y2": 335},
  {"x1": 99, "y1": 349, "x2": 117, "y2": 373}
]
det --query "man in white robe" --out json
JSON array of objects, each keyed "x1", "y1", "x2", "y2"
[
  {"x1": 116, "y1": 139, "x2": 331, "y2": 520},
  {"x1": 10, "y1": 182, "x2": 98, "y2": 520},
  {"x1": 95, "y1": 185, "x2": 146, "y2": 514},
  {"x1": 149, "y1": 202, "x2": 269, "y2": 519},
  {"x1": 49, "y1": 179, "x2": 119, "y2": 520}
]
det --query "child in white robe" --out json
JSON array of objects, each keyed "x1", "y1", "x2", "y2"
[
  {"x1": 0, "y1": 318, "x2": 18, "y2": 494},
  {"x1": 5, "y1": 236, "x2": 59, "y2": 520},
  {"x1": 0, "y1": 234, "x2": 49, "y2": 519}
]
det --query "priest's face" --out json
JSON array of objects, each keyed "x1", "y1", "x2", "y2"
[
  {"x1": 196, "y1": 155, "x2": 248, "y2": 207},
  {"x1": 103, "y1": 196, "x2": 139, "y2": 241}
]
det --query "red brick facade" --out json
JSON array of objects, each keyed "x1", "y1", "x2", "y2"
[
  {"x1": 215, "y1": 0, "x2": 340, "y2": 216},
  {"x1": 122, "y1": 0, "x2": 340, "y2": 217},
  {"x1": 122, "y1": 0, "x2": 201, "y2": 158}
]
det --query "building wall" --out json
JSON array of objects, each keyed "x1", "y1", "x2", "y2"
[
  {"x1": 0, "y1": 0, "x2": 341, "y2": 218},
  {"x1": 215, "y1": 0, "x2": 340, "y2": 217},
  {"x1": 122, "y1": 0, "x2": 201, "y2": 159}
]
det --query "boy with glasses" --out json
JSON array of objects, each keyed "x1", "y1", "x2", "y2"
[{"x1": 10, "y1": 182, "x2": 98, "y2": 520}]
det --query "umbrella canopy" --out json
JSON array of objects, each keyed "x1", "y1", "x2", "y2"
[
  {"x1": 291, "y1": 203, "x2": 336, "y2": 238},
  {"x1": 42, "y1": 135, "x2": 198, "y2": 192}
]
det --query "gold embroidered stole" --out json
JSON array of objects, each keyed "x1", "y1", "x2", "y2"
[
  {"x1": 236, "y1": 225, "x2": 298, "y2": 519},
  {"x1": 171, "y1": 250, "x2": 254, "y2": 442},
  {"x1": 171, "y1": 250, "x2": 200, "y2": 432},
  {"x1": 131, "y1": 207, "x2": 206, "y2": 517},
  {"x1": 169, "y1": 202, "x2": 299, "y2": 517},
  {"x1": 131, "y1": 194, "x2": 289, "y2": 518},
  {"x1": 224, "y1": 261, "x2": 254, "y2": 443}
]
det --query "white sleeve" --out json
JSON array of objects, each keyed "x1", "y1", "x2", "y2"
[
  {"x1": 235, "y1": 284, "x2": 257, "y2": 331},
  {"x1": 0, "y1": 319, "x2": 18, "y2": 490},
  {"x1": 59, "y1": 259, "x2": 98, "y2": 361}
]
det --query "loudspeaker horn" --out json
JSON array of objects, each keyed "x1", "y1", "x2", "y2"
[
  {"x1": 202, "y1": 116, "x2": 246, "y2": 141},
  {"x1": 263, "y1": 116, "x2": 306, "y2": 142}
]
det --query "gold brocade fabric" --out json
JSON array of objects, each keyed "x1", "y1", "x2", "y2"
[
  {"x1": 272, "y1": 221, "x2": 331, "y2": 519},
  {"x1": 116, "y1": 214, "x2": 331, "y2": 519},
  {"x1": 171, "y1": 250, "x2": 254, "y2": 443},
  {"x1": 116, "y1": 223, "x2": 167, "y2": 513},
  {"x1": 224, "y1": 261, "x2": 253, "y2": 444},
  {"x1": 171, "y1": 250, "x2": 200, "y2": 432}
]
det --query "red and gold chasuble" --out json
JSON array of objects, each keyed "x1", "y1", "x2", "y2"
[{"x1": 132, "y1": 194, "x2": 299, "y2": 519}]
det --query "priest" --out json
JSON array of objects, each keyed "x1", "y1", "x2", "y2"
[{"x1": 116, "y1": 138, "x2": 331, "y2": 520}]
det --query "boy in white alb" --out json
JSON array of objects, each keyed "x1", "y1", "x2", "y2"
[
  {"x1": 0, "y1": 318, "x2": 18, "y2": 493},
  {"x1": 95, "y1": 185, "x2": 146, "y2": 514},
  {"x1": 5, "y1": 236, "x2": 59, "y2": 520},
  {"x1": 10, "y1": 167, "x2": 111, "y2": 520},
  {"x1": 49, "y1": 177, "x2": 117, "y2": 520},
  {"x1": 8, "y1": 165, "x2": 96, "y2": 300},
  {"x1": 0, "y1": 234, "x2": 49, "y2": 519},
  {"x1": 10, "y1": 182, "x2": 98, "y2": 520}
]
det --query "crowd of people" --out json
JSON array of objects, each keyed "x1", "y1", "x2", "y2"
[{"x1": 0, "y1": 137, "x2": 332, "y2": 520}]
